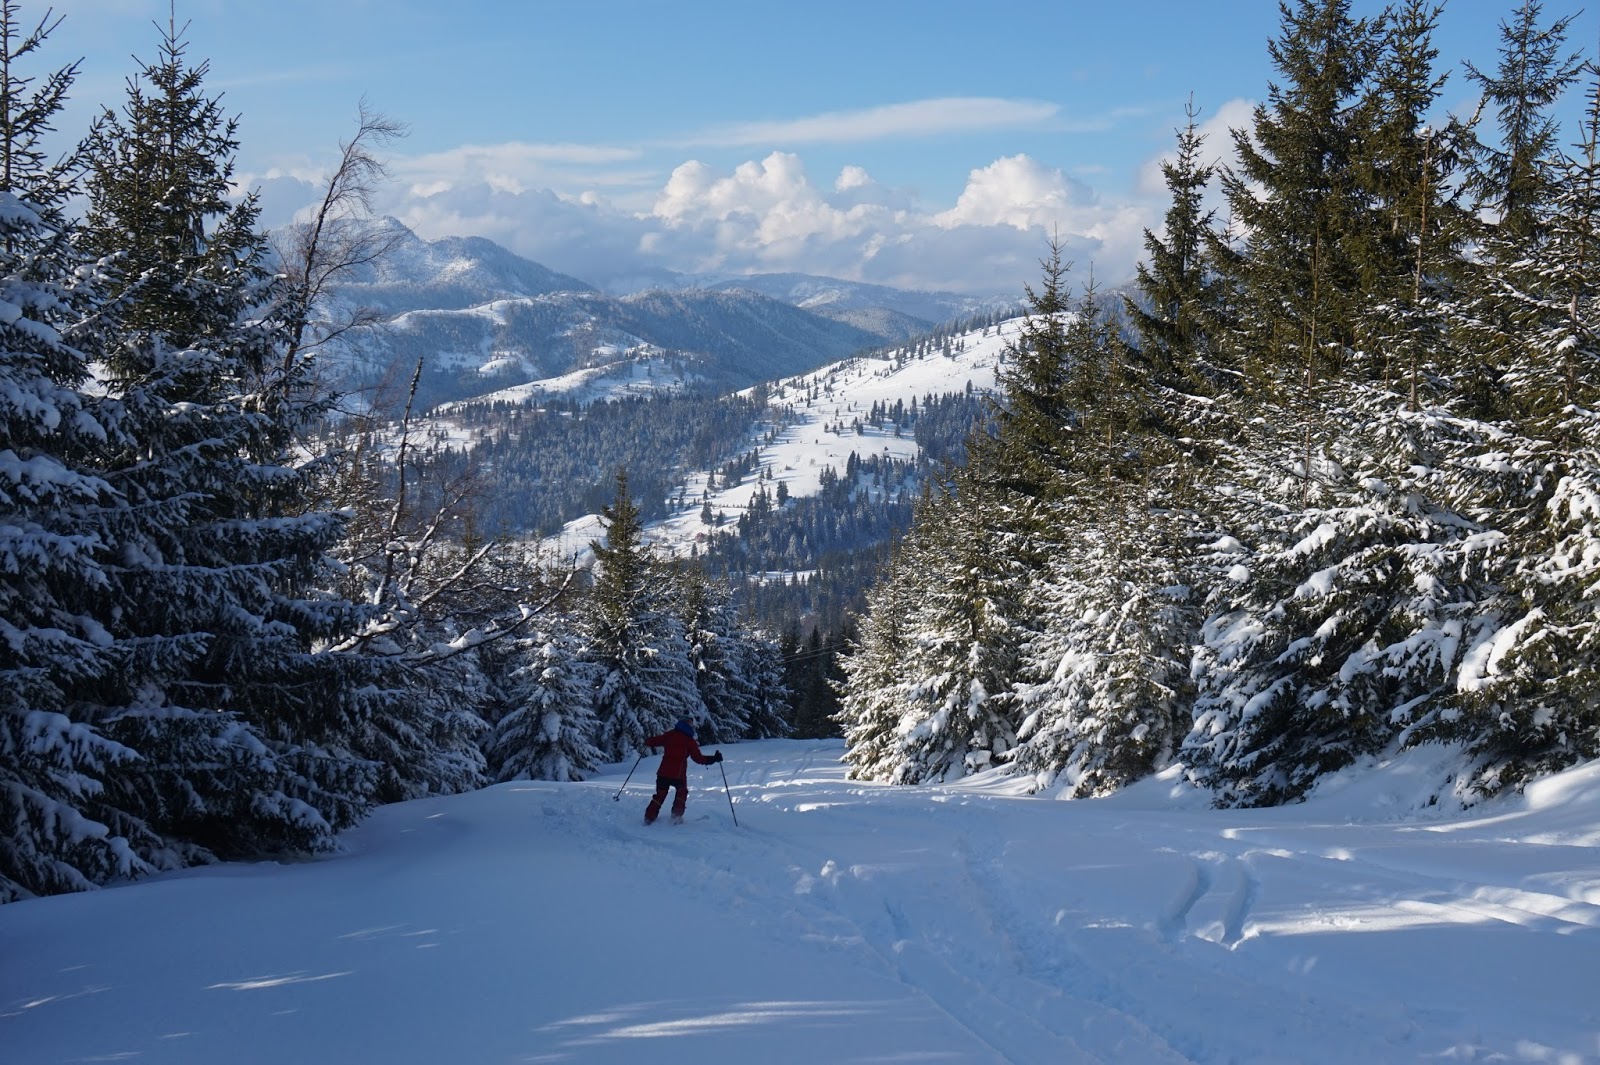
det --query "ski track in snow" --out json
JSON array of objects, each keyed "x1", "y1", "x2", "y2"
[{"x1": 4, "y1": 740, "x2": 1599, "y2": 1064}]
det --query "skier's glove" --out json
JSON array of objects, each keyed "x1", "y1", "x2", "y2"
[{"x1": 713, "y1": 751, "x2": 724, "y2": 763}]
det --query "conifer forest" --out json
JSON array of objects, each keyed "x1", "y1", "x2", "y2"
[{"x1": 6, "y1": 0, "x2": 1600, "y2": 904}]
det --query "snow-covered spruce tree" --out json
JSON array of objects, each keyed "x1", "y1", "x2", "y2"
[
  {"x1": 0, "y1": 6, "x2": 156, "y2": 901},
  {"x1": 677, "y1": 566, "x2": 789, "y2": 743},
  {"x1": 1414, "y1": 66, "x2": 1600, "y2": 793},
  {"x1": 1180, "y1": 385, "x2": 1510, "y2": 806},
  {"x1": 1009, "y1": 481, "x2": 1199, "y2": 797},
  {"x1": 585, "y1": 469, "x2": 702, "y2": 760},
  {"x1": 677, "y1": 565, "x2": 750, "y2": 743},
  {"x1": 1453, "y1": 0, "x2": 1584, "y2": 422},
  {"x1": 985, "y1": 237, "x2": 1074, "y2": 514},
  {"x1": 1461, "y1": 0, "x2": 1583, "y2": 252},
  {"x1": 487, "y1": 624, "x2": 601, "y2": 783},
  {"x1": 1218, "y1": 0, "x2": 1386, "y2": 387},
  {"x1": 1353, "y1": 0, "x2": 1476, "y2": 404},
  {"x1": 1124, "y1": 97, "x2": 1231, "y2": 389},
  {"x1": 1444, "y1": 410, "x2": 1600, "y2": 792},
  {"x1": 837, "y1": 506, "x2": 924, "y2": 781},
  {"x1": 1006, "y1": 246, "x2": 1202, "y2": 795},
  {"x1": 876, "y1": 467, "x2": 1024, "y2": 783},
  {"x1": 74, "y1": 22, "x2": 373, "y2": 859}
]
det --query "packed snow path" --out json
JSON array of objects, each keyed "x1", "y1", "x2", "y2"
[{"x1": 4, "y1": 740, "x2": 1599, "y2": 1063}]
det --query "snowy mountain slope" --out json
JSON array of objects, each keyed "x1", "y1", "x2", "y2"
[
  {"x1": 332, "y1": 282, "x2": 890, "y2": 411},
  {"x1": 5, "y1": 739, "x2": 1596, "y2": 1064},
  {"x1": 311, "y1": 221, "x2": 998, "y2": 411},
  {"x1": 303, "y1": 216, "x2": 598, "y2": 316},
  {"x1": 808, "y1": 304, "x2": 933, "y2": 344},
  {"x1": 543, "y1": 315, "x2": 1019, "y2": 563}
]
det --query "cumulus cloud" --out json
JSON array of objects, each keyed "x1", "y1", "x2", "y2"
[{"x1": 937, "y1": 154, "x2": 1085, "y2": 230}]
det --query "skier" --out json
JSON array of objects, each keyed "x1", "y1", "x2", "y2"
[{"x1": 644, "y1": 718, "x2": 722, "y2": 824}]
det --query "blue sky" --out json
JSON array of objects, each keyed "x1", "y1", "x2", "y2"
[{"x1": 41, "y1": 0, "x2": 1600, "y2": 296}]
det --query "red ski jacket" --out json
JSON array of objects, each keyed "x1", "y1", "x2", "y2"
[{"x1": 648, "y1": 729, "x2": 713, "y2": 780}]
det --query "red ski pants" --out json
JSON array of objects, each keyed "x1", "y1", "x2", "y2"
[{"x1": 645, "y1": 775, "x2": 688, "y2": 822}]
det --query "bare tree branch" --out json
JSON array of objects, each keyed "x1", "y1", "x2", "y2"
[{"x1": 274, "y1": 98, "x2": 409, "y2": 373}]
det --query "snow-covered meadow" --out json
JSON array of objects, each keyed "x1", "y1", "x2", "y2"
[{"x1": 4, "y1": 739, "x2": 1597, "y2": 1064}]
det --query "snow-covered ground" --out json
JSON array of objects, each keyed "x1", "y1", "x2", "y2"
[{"x1": 5, "y1": 740, "x2": 1598, "y2": 1064}]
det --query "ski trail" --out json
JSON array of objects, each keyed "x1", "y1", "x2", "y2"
[
  {"x1": 1158, "y1": 856, "x2": 1212, "y2": 942},
  {"x1": 1220, "y1": 857, "x2": 1259, "y2": 947}
]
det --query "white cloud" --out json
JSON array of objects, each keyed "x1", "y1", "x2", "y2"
[
  {"x1": 937, "y1": 154, "x2": 1083, "y2": 230},
  {"x1": 391, "y1": 141, "x2": 654, "y2": 200},
  {"x1": 686, "y1": 97, "x2": 1060, "y2": 147},
  {"x1": 249, "y1": 142, "x2": 1164, "y2": 297},
  {"x1": 835, "y1": 165, "x2": 872, "y2": 192}
]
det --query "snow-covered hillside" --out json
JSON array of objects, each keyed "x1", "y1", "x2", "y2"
[
  {"x1": 5, "y1": 740, "x2": 1596, "y2": 1064},
  {"x1": 543, "y1": 315, "x2": 1020, "y2": 563}
]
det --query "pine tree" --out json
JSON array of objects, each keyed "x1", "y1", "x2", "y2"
[
  {"x1": 74, "y1": 20, "x2": 373, "y2": 860},
  {"x1": 876, "y1": 469, "x2": 1024, "y2": 783},
  {"x1": 982, "y1": 237, "x2": 1074, "y2": 509},
  {"x1": 1125, "y1": 97, "x2": 1228, "y2": 387},
  {"x1": 1421, "y1": 63, "x2": 1600, "y2": 793},
  {"x1": 837, "y1": 538, "x2": 920, "y2": 781},
  {"x1": 0, "y1": 5, "x2": 146, "y2": 900},
  {"x1": 488, "y1": 626, "x2": 601, "y2": 782},
  {"x1": 1462, "y1": 0, "x2": 1584, "y2": 248},
  {"x1": 1355, "y1": 0, "x2": 1473, "y2": 401},
  {"x1": 1221, "y1": 0, "x2": 1383, "y2": 392},
  {"x1": 1454, "y1": 0, "x2": 1584, "y2": 422},
  {"x1": 586, "y1": 468, "x2": 702, "y2": 759},
  {"x1": 676, "y1": 567, "x2": 789, "y2": 743},
  {"x1": 1182, "y1": 388, "x2": 1500, "y2": 806},
  {"x1": 1010, "y1": 485, "x2": 1198, "y2": 797}
]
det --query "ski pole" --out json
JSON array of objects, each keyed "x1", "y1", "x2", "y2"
[
  {"x1": 612, "y1": 753, "x2": 644, "y2": 801},
  {"x1": 718, "y1": 759, "x2": 738, "y2": 827}
]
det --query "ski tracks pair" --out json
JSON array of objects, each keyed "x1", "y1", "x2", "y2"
[{"x1": 1157, "y1": 851, "x2": 1260, "y2": 947}]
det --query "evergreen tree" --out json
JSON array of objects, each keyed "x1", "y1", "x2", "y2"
[
  {"x1": 981, "y1": 237, "x2": 1074, "y2": 509},
  {"x1": 785, "y1": 624, "x2": 845, "y2": 739},
  {"x1": 1220, "y1": 0, "x2": 1383, "y2": 389},
  {"x1": 1355, "y1": 0, "x2": 1473, "y2": 401},
  {"x1": 586, "y1": 469, "x2": 702, "y2": 759},
  {"x1": 873, "y1": 469, "x2": 1024, "y2": 783},
  {"x1": 1462, "y1": 0, "x2": 1584, "y2": 247},
  {"x1": 487, "y1": 626, "x2": 601, "y2": 782},
  {"x1": 75, "y1": 20, "x2": 373, "y2": 860},
  {"x1": 0, "y1": 5, "x2": 141, "y2": 900},
  {"x1": 1126, "y1": 97, "x2": 1228, "y2": 386},
  {"x1": 837, "y1": 539, "x2": 920, "y2": 781},
  {"x1": 1182, "y1": 388, "x2": 1500, "y2": 805},
  {"x1": 1010, "y1": 488, "x2": 1197, "y2": 797},
  {"x1": 1420, "y1": 64, "x2": 1600, "y2": 792}
]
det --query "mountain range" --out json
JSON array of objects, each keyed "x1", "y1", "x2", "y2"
[{"x1": 316, "y1": 219, "x2": 1014, "y2": 410}]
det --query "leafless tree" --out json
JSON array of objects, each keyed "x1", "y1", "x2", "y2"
[{"x1": 274, "y1": 97, "x2": 409, "y2": 374}]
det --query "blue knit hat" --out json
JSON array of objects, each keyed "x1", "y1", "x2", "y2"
[{"x1": 674, "y1": 718, "x2": 695, "y2": 737}]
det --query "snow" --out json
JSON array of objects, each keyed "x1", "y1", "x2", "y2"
[{"x1": 4, "y1": 739, "x2": 1597, "y2": 1064}]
